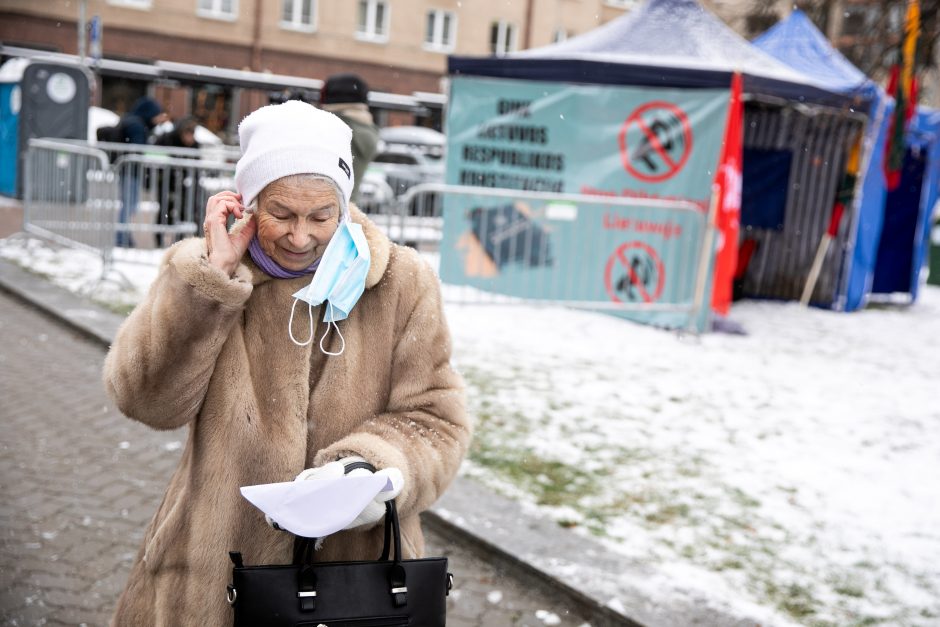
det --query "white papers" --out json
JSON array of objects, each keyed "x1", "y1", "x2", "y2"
[{"x1": 240, "y1": 475, "x2": 391, "y2": 538}]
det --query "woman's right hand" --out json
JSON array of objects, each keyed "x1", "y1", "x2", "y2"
[{"x1": 203, "y1": 191, "x2": 257, "y2": 277}]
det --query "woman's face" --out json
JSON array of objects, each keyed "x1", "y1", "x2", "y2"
[{"x1": 256, "y1": 176, "x2": 341, "y2": 271}]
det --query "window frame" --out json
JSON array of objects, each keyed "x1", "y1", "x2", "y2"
[
  {"x1": 280, "y1": 0, "x2": 318, "y2": 33},
  {"x1": 489, "y1": 20, "x2": 517, "y2": 57},
  {"x1": 424, "y1": 8, "x2": 457, "y2": 53},
  {"x1": 355, "y1": 0, "x2": 390, "y2": 44},
  {"x1": 107, "y1": 0, "x2": 152, "y2": 9},
  {"x1": 197, "y1": 0, "x2": 239, "y2": 22},
  {"x1": 552, "y1": 27, "x2": 571, "y2": 44}
]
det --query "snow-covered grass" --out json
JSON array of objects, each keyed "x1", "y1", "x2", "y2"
[
  {"x1": 451, "y1": 297, "x2": 940, "y2": 626},
  {"x1": 3, "y1": 234, "x2": 939, "y2": 626},
  {"x1": 0, "y1": 235, "x2": 162, "y2": 315}
]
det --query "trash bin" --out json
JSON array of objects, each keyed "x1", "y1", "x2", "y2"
[{"x1": 9, "y1": 59, "x2": 92, "y2": 199}]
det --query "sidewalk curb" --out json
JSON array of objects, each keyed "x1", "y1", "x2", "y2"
[
  {"x1": 0, "y1": 259, "x2": 122, "y2": 347},
  {"x1": 0, "y1": 257, "x2": 642, "y2": 626},
  {"x1": 0, "y1": 256, "x2": 747, "y2": 627}
]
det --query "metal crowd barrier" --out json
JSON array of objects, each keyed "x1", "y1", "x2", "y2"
[
  {"x1": 21, "y1": 140, "x2": 713, "y2": 327},
  {"x1": 23, "y1": 138, "x2": 238, "y2": 281},
  {"x1": 391, "y1": 183, "x2": 712, "y2": 326},
  {"x1": 23, "y1": 138, "x2": 116, "y2": 260}
]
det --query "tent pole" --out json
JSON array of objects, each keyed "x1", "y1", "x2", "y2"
[
  {"x1": 690, "y1": 184, "x2": 719, "y2": 332},
  {"x1": 800, "y1": 235, "x2": 832, "y2": 306}
]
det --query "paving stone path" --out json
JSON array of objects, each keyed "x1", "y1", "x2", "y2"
[{"x1": 0, "y1": 291, "x2": 591, "y2": 626}]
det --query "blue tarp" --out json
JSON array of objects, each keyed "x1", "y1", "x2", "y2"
[
  {"x1": 873, "y1": 144, "x2": 928, "y2": 293},
  {"x1": 449, "y1": 0, "x2": 850, "y2": 107},
  {"x1": 754, "y1": 10, "x2": 889, "y2": 310},
  {"x1": 740, "y1": 147, "x2": 791, "y2": 231},
  {"x1": 842, "y1": 93, "x2": 892, "y2": 310},
  {"x1": 904, "y1": 108, "x2": 940, "y2": 300}
]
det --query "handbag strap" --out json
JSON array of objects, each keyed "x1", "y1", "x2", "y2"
[
  {"x1": 386, "y1": 499, "x2": 408, "y2": 607},
  {"x1": 380, "y1": 501, "x2": 393, "y2": 561},
  {"x1": 294, "y1": 462, "x2": 401, "y2": 565}
]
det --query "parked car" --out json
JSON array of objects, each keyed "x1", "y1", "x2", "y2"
[
  {"x1": 361, "y1": 147, "x2": 443, "y2": 216},
  {"x1": 378, "y1": 126, "x2": 445, "y2": 161}
]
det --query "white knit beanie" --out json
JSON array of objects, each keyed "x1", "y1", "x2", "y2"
[{"x1": 235, "y1": 100, "x2": 354, "y2": 209}]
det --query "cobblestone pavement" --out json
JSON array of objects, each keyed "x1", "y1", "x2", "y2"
[{"x1": 0, "y1": 292, "x2": 592, "y2": 627}]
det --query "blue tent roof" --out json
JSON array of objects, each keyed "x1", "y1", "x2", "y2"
[
  {"x1": 753, "y1": 10, "x2": 878, "y2": 100},
  {"x1": 449, "y1": 0, "x2": 851, "y2": 106}
]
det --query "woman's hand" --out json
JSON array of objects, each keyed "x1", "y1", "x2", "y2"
[{"x1": 203, "y1": 191, "x2": 257, "y2": 277}]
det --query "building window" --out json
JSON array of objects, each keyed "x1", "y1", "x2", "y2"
[
  {"x1": 198, "y1": 0, "x2": 237, "y2": 21},
  {"x1": 552, "y1": 28, "x2": 572, "y2": 43},
  {"x1": 425, "y1": 9, "x2": 456, "y2": 52},
  {"x1": 357, "y1": 0, "x2": 389, "y2": 42},
  {"x1": 281, "y1": 0, "x2": 316, "y2": 31},
  {"x1": 489, "y1": 20, "x2": 517, "y2": 56},
  {"x1": 107, "y1": 0, "x2": 152, "y2": 9}
]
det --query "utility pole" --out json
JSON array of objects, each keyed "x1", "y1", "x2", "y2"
[{"x1": 78, "y1": 0, "x2": 88, "y2": 61}]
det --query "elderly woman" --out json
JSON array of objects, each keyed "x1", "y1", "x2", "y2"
[{"x1": 103, "y1": 101, "x2": 470, "y2": 625}]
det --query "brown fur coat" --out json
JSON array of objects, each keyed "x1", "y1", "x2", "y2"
[{"x1": 103, "y1": 208, "x2": 469, "y2": 626}]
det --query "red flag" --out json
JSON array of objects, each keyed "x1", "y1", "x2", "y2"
[
  {"x1": 884, "y1": 0, "x2": 920, "y2": 190},
  {"x1": 710, "y1": 72, "x2": 743, "y2": 316}
]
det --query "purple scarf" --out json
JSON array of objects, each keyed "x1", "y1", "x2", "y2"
[{"x1": 247, "y1": 236, "x2": 320, "y2": 279}]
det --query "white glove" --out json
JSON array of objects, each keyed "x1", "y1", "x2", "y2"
[
  {"x1": 342, "y1": 459, "x2": 404, "y2": 531},
  {"x1": 266, "y1": 457, "x2": 404, "y2": 532}
]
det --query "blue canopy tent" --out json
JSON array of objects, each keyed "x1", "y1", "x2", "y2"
[
  {"x1": 755, "y1": 9, "x2": 938, "y2": 307},
  {"x1": 450, "y1": 0, "x2": 865, "y2": 308}
]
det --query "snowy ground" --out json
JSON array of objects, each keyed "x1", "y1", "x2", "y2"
[{"x1": 2, "y1": 234, "x2": 938, "y2": 626}]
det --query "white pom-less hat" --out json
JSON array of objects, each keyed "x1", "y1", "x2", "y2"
[{"x1": 234, "y1": 100, "x2": 354, "y2": 209}]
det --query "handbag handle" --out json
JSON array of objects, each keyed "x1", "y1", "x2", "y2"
[
  {"x1": 294, "y1": 461, "x2": 403, "y2": 566},
  {"x1": 291, "y1": 468, "x2": 409, "y2": 609},
  {"x1": 294, "y1": 500, "x2": 402, "y2": 564}
]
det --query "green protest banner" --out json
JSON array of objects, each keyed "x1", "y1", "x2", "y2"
[{"x1": 441, "y1": 75, "x2": 729, "y2": 330}]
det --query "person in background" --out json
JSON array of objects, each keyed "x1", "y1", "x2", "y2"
[
  {"x1": 319, "y1": 73, "x2": 380, "y2": 205},
  {"x1": 115, "y1": 97, "x2": 169, "y2": 247},
  {"x1": 153, "y1": 116, "x2": 200, "y2": 248}
]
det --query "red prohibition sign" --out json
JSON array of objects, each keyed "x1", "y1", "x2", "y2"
[
  {"x1": 619, "y1": 101, "x2": 693, "y2": 183},
  {"x1": 604, "y1": 241, "x2": 666, "y2": 304}
]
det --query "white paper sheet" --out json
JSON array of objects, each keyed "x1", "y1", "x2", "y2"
[{"x1": 240, "y1": 475, "x2": 391, "y2": 538}]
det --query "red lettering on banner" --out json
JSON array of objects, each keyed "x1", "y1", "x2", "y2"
[
  {"x1": 603, "y1": 213, "x2": 631, "y2": 230},
  {"x1": 581, "y1": 185, "x2": 707, "y2": 213},
  {"x1": 602, "y1": 213, "x2": 683, "y2": 240}
]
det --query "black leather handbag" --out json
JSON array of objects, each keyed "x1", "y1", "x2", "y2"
[{"x1": 227, "y1": 500, "x2": 452, "y2": 627}]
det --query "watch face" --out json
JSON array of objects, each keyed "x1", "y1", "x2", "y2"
[{"x1": 46, "y1": 72, "x2": 77, "y2": 104}]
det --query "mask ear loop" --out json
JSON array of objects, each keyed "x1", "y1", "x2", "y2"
[
  {"x1": 288, "y1": 298, "x2": 315, "y2": 346},
  {"x1": 319, "y1": 301, "x2": 346, "y2": 356}
]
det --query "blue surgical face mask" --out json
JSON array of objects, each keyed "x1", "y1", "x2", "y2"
[{"x1": 289, "y1": 219, "x2": 371, "y2": 354}]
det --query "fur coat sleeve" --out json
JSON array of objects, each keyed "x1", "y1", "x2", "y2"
[{"x1": 103, "y1": 239, "x2": 253, "y2": 429}]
